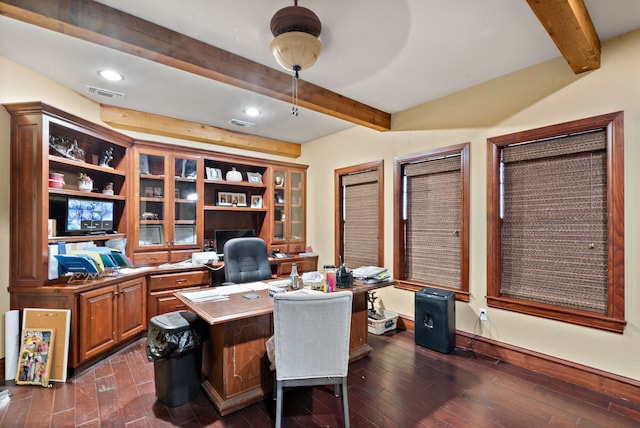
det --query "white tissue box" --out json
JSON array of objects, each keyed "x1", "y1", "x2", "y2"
[{"x1": 191, "y1": 251, "x2": 219, "y2": 265}]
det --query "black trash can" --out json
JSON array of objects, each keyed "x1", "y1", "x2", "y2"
[
  {"x1": 415, "y1": 287, "x2": 455, "y2": 354},
  {"x1": 146, "y1": 311, "x2": 205, "y2": 406}
]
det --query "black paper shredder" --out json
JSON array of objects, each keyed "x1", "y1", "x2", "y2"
[{"x1": 415, "y1": 287, "x2": 456, "y2": 354}]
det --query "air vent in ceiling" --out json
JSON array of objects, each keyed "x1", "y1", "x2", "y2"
[
  {"x1": 229, "y1": 118, "x2": 256, "y2": 127},
  {"x1": 85, "y1": 85, "x2": 126, "y2": 100}
]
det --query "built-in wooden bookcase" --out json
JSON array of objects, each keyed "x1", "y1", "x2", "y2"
[
  {"x1": 202, "y1": 156, "x2": 269, "y2": 252},
  {"x1": 5, "y1": 102, "x2": 313, "y2": 370},
  {"x1": 6, "y1": 102, "x2": 132, "y2": 288}
]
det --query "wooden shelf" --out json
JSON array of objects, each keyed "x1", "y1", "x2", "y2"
[
  {"x1": 49, "y1": 155, "x2": 126, "y2": 176},
  {"x1": 204, "y1": 179, "x2": 266, "y2": 189},
  {"x1": 49, "y1": 188, "x2": 126, "y2": 200},
  {"x1": 48, "y1": 232, "x2": 126, "y2": 243},
  {"x1": 204, "y1": 205, "x2": 268, "y2": 213}
]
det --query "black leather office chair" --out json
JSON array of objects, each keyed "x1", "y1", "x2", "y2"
[{"x1": 223, "y1": 237, "x2": 272, "y2": 284}]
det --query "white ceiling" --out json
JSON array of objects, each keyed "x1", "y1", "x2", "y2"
[{"x1": 1, "y1": 0, "x2": 639, "y2": 144}]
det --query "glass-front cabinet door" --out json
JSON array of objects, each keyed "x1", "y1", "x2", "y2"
[
  {"x1": 172, "y1": 155, "x2": 200, "y2": 248},
  {"x1": 134, "y1": 147, "x2": 202, "y2": 262},
  {"x1": 137, "y1": 150, "x2": 166, "y2": 250},
  {"x1": 272, "y1": 166, "x2": 306, "y2": 253}
]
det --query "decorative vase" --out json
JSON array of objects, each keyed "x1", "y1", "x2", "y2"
[
  {"x1": 78, "y1": 180, "x2": 93, "y2": 192},
  {"x1": 226, "y1": 167, "x2": 242, "y2": 182}
]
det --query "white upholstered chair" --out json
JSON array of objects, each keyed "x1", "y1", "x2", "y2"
[{"x1": 267, "y1": 290, "x2": 353, "y2": 428}]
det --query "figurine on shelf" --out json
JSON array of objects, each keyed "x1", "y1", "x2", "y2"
[
  {"x1": 78, "y1": 172, "x2": 93, "y2": 192},
  {"x1": 99, "y1": 147, "x2": 114, "y2": 168},
  {"x1": 102, "y1": 182, "x2": 114, "y2": 195},
  {"x1": 49, "y1": 135, "x2": 85, "y2": 162}
]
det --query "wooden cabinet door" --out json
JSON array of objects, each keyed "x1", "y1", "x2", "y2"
[
  {"x1": 78, "y1": 285, "x2": 118, "y2": 362},
  {"x1": 117, "y1": 278, "x2": 147, "y2": 342}
]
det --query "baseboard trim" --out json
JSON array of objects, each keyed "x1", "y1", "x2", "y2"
[{"x1": 397, "y1": 315, "x2": 640, "y2": 404}]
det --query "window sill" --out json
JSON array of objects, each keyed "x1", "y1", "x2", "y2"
[{"x1": 487, "y1": 296, "x2": 626, "y2": 334}]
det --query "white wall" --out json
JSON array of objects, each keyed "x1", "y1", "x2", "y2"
[{"x1": 300, "y1": 30, "x2": 640, "y2": 381}]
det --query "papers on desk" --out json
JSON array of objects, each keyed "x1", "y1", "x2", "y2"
[
  {"x1": 352, "y1": 266, "x2": 390, "y2": 283},
  {"x1": 182, "y1": 282, "x2": 274, "y2": 303}
]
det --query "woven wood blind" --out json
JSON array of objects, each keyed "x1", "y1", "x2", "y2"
[
  {"x1": 501, "y1": 130, "x2": 608, "y2": 313},
  {"x1": 405, "y1": 156, "x2": 461, "y2": 289},
  {"x1": 343, "y1": 170, "x2": 379, "y2": 268}
]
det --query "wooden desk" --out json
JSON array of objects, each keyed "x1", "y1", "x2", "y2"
[{"x1": 175, "y1": 280, "x2": 391, "y2": 415}]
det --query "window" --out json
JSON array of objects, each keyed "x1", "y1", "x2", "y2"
[
  {"x1": 393, "y1": 144, "x2": 470, "y2": 300},
  {"x1": 487, "y1": 112, "x2": 625, "y2": 333},
  {"x1": 335, "y1": 161, "x2": 384, "y2": 268}
]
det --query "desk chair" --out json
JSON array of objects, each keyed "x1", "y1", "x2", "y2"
[
  {"x1": 223, "y1": 237, "x2": 272, "y2": 284},
  {"x1": 268, "y1": 290, "x2": 353, "y2": 428}
]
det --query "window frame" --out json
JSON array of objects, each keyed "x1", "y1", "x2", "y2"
[
  {"x1": 486, "y1": 112, "x2": 625, "y2": 333},
  {"x1": 334, "y1": 160, "x2": 384, "y2": 267},
  {"x1": 393, "y1": 143, "x2": 470, "y2": 301}
]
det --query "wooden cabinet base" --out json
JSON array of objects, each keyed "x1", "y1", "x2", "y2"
[{"x1": 200, "y1": 314, "x2": 272, "y2": 416}]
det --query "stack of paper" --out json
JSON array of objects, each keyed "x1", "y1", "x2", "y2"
[{"x1": 352, "y1": 266, "x2": 390, "y2": 283}]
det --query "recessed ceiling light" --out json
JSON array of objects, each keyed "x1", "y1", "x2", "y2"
[
  {"x1": 98, "y1": 69, "x2": 124, "y2": 81},
  {"x1": 243, "y1": 107, "x2": 261, "y2": 117}
]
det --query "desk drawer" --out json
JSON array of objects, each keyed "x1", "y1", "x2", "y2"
[
  {"x1": 134, "y1": 251, "x2": 169, "y2": 265},
  {"x1": 148, "y1": 271, "x2": 210, "y2": 291},
  {"x1": 278, "y1": 258, "x2": 317, "y2": 276}
]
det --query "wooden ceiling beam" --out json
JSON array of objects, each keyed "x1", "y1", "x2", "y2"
[
  {"x1": 527, "y1": 0, "x2": 600, "y2": 73},
  {"x1": 0, "y1": 0, "x2": 391, "y2": 132},
  {"x1": 101, "y1": 105, "x2": 302, "y2": 158}
]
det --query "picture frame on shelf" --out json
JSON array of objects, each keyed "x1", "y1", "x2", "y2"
[
  {"x1": 174, "y1": 224, "x2": 197, "y2": 244},
  {"x1": 218, "y1": 192, "x2": 247, "y2": 207},
  {"x1": 275, "y1": 175, "x2": 285, "y2": 187},
  {"x1": 231, "y1": 192, "x2": 247, "y2": 207},
  {"x1": 139, "y1": 224, "x2": 164, "y2": 246},
  {"x1": 217, "y1": 192, "x2": 231, "y2": 206},
  {"x1": 251, "y1": 195, "x2": 263, "y2": 208},
  {"x1": 247, "y1": 172, "x2": 262, "y2": 184},
  {"x1": 206, "y1": 167, "x2": 223, "y2": 181}
]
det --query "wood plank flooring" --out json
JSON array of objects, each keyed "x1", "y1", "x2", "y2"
[{"x1": 0, "y1": 329, "x2": 638, "y2": 427}]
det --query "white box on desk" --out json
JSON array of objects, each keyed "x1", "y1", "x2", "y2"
[{"x1": 367, "y1": 309, "x2": 398, "y2": 335}]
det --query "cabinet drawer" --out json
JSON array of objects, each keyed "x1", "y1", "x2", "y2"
[
  {"x1": 148, "y1": 270, "x2": 210, "y2": 291},
  {"x1": 148, "y1": 285, "x2": 206, "y2": 319},
  {"x1": 134, "y1": 251, "x2": 169, "y2": 265},
  {"x1": 278, "y1": 258, "x2": 317, "y2": 276}
]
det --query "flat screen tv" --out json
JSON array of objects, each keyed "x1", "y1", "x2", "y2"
[
  {"x1": 66, "y1": 197, "x2": 114, "y2": 234},
  {"x1": 214, "y1": 228, "x2": 256, "y2": 254}
]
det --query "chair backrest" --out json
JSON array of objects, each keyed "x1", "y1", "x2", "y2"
[
  {"x1": 223, "y1": 237, "x2": 272, "y2": 284},
  {"x1": 273, "y1": 290, "x2": 353, "y2": 381}
]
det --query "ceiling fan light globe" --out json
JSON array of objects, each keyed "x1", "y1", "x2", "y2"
[{"x1": 271, "y1": 31, "x2": 322, "y2": 72}]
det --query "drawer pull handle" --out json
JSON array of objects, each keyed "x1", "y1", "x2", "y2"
[{"x1": 175, "y1": 279, "x2": 187, "y2": 284}]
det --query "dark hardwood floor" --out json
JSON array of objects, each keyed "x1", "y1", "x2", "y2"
[{"x1": 0, "y1": 329, "x2": 638, "y2": 427}]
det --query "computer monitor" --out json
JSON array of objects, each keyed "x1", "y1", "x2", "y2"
[
  {"x1": 65, "y1": 197, "x2": 114, "y2": 234},
  {"x1": 214, "y1": 228, "x2": 256, "y2": 254}
]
